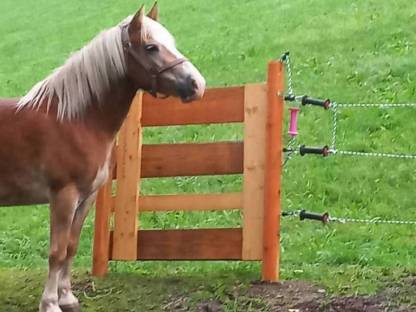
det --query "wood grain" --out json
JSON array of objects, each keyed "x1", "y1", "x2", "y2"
[
  {"x1": 141, "y1": 142, "x2": 244, "y2": 178},
  {"x1": 242, "y1": 83, "x2": 268, "y2": 261},
  {"x1": 262, "y1": 61, "x2": 284, "y2": 282},
  {"x1": 139, "y1": 193, "x2": 243, "y2": 211},
  {"x1": 112, "y1": 94, "x2": 142, "y2": 260},
  {"x1": 142, "y1": 86, "x2": 244, "y2": 126},
  {"x1": 109, "y1": 228, "x2": 243, "y2": 260}
]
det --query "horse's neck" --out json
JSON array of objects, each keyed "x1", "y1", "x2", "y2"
[{"x1": 85, "y1": 78, "x2": 138, "y2": 138}]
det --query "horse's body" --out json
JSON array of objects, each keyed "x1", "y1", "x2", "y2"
[
  {"x1": 0, "y1": 79, "x2": 134, "y2": 207},
  {"x1": 0, "y1": 4, "x2": 205, "y2": 312}
]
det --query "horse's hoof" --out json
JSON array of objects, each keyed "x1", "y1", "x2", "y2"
[{"x1": 59, "y1": 304, "x2": 80, "y2": 312}]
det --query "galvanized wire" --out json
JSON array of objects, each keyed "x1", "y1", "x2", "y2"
[
  {"x1": 282, "y1": 55, "x2": 416, "y2": 160},
  {"x1": 283, "y1": 53, "x2": 295, "y2": 97},
  {"x1": 331, "y1": 102, "x2": 338, "y2": 150},
  {"x1": 329, "y1": 216, "x2": 416, "y2": 225},
  {"x1": 281, "y1": 210, "x2": 301, "y2": 218},
  {"x1": 333, "y1": 103, "x2": 416, "y2": 109},
  {"x1": 282, "y1": 210, "x2": 416, "y2": 225},
  {"x1": 280, "y1": 57, "x2": 416, "y2": 226},
  {"x1": 281, "y1": 210, "x2": 416, "y2": 225},
  {"x1": 328, "y1": 101, "x2": 416, "y2": 159},
  {"x1": 283, "y1": 137, "x2": 298, "y2": 167},
  {"x1": 334, "y1": 150, "x2": 416, "y2": 159}
]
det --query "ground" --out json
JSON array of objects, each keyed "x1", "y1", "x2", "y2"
[
  {"x1": 1, "y1": 269, "x2": 415, "y2": 311},
  {"x1": 1, "y1": 0, "x2": 416, "y2": 311}
]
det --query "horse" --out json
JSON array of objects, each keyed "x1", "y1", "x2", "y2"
[{"x1": 0, "y1": 4, "x2": 205, "y2": 312}]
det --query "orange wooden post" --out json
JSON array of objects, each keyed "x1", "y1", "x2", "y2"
[
  {"x1": 112, "y1": 93, "x2": 142, "y2": 260},
  {"x1": 92, "y1": 175, "x2": 113, "y2": 276},
  {"x1": 262, "y1": 60, "x2": 284, "y2": 281},
  {"x1": 242, "y1": 83, "x2": 268, "y2": 261}
]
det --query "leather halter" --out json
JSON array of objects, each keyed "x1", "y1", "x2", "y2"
[{"x1": 120, "y1": 24, "x2": 188, "y2": 97}]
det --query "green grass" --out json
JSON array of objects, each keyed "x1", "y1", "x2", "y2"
[{"x1": 1, "y1": 0, "x2": 416, "y2": 310}]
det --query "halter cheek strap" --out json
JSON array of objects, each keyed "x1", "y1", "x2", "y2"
[{"x1": 120, "y1": 24, "x2": 188, "y2": 97}]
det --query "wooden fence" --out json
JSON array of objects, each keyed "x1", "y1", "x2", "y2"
[{"x1": 92, "y1": 60, "x2": 284, "y2": 281}]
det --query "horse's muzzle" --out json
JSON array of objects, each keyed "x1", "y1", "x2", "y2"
[{"x1": 177, "y1": 75, "x2": 205, "y2": 103}]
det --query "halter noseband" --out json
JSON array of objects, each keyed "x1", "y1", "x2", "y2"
[{"x1": 121, "y1": 24, "x2": 188, "y2": 97}]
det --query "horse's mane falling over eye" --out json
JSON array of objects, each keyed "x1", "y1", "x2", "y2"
[{"x1": 17, "y1": 19, "x2": 131, "y2": 120}]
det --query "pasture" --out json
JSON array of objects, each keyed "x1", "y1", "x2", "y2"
[{"x1": 1, "y1": 0, "x2": 416, "y2": 310}]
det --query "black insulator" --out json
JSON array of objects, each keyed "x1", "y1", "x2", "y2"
[
  {"x1": 301, "y1": 95, "x2": 331, "y2": 109},
  {"x1": 299, "y1": 210, "x2": 329, "y2": 223},
  {"x1": 299, "y1": 145, "x2": 330, "y2": 157}
]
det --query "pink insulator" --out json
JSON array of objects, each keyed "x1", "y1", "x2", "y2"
[{"x1": 288, "y1": 107, "x2": 300, "y2": 137}]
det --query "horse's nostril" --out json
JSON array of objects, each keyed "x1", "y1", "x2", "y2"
[
  {"x1": 186, "y1": 76, "x2": 198, "y2": 90},
  {"x1": 191, "y1": 78, "x2": 198, "y2": 90}
]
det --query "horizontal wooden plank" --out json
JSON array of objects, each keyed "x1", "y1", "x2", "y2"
[
  {"x1": 141, "y1": 142, "x2": 243, "y2": 178},
  {"x1": 142, "y1": 86, "x2": 245, "y2": 126},
  {"x1": 110, "y1": 193, "x2": 242, "y2": 213},
  {"x1": 139, "y1": 193, "x2": 243, "y2": 211},
  {"x1": 108, "y1": 228, "x2": 243, "y2": 260},
  {"x1": 112, "y1": 142, "x2": 244, "y2": 179}
]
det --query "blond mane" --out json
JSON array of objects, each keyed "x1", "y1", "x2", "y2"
[{"x1": 17, "y1": 20, "x2": 129, "y2": 120}]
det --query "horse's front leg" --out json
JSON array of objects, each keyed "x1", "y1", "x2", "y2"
[
  {"x1": 40, "y1": 185, "x2": 79, "y2": 312},
  {"x1": 58, "y1": 192, "x2": 97, "y2": 312}
]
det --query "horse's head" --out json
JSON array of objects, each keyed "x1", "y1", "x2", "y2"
[{"x1": 122, "y1": 4, "x2": 205, "y2": 102}]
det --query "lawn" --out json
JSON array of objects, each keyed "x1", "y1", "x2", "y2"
[{"x1": 1, "y1": 0, "x2": 416, "y2": 311}]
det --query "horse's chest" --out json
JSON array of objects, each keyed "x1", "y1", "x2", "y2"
[
  {"x1": 92, "y1": 163, "x2": 110, "y2": 192},
  {"x1": 90, "y1": 146, "x2": 113, "y2": 192}
]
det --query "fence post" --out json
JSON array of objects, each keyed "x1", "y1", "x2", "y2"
[
  {"x1": 112, "y1": 92, "x2": 142, "y2": 260},
  {"x1": 92, "y1": 164, "x2": 113, "y2": 276},
  {"x1": 262, "y1": 60, "x2": 284, "y2": 281}
]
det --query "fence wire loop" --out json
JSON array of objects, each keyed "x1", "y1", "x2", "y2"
[{"x1": 280, "y1": 55, "x2": 416, "y2": 227}]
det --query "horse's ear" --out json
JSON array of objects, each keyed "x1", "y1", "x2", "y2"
[
  {"x1": 147, "y1": 2, "x2": 159, "y2": 21},
  {"x1": 129, "y1": 5, "x2": 145, "y2": 38}
]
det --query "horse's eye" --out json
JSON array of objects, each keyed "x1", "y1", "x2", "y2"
[{"x1": 144, "y1": 44, "x2": 159, "y2": 52}]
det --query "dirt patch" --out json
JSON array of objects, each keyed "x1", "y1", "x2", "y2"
[
  {"x1": 165, "y1": 277, "x2": 416, "y2": 312},
  {"x1": 246, "y1": 281, "x2": 326, "y2": 311},
  {"x1": 251, "y1": 278, "x2": 416, "y2": 312}
]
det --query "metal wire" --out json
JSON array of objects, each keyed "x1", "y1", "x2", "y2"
[
  {"x1": 280, "y1": 56, "x2": 416, "y2": 226},
  {"x1": 282, "y1": 55, "x2": 416, "y2": 160},
  {"x1": 331, "y1": 102, "x2": 338, "y2": 149},
  {"x1": 283, "y1": 137, "x2": 298, "y2": 167},
  {"x1": 282, "y1": 210, "x2": 416, "y2": 225},
  {"x1": 333, "y1": 103, "x2": 416, "y2": 109},
  {"x1": 328, "y1": 101, "x2": 416, "y2": 159},
  {"x1": 334, "y1": 150, "x2": 416, "y2": 159},
  {"x1": 329, "y1": 216, "x2": 416, "y2": 225},
  {"x1": 283, "y1": 53, "x2": 295, "y2": 97},
  {"x1": 281, "y1": 210, "x2": 301, "y2": 218}
]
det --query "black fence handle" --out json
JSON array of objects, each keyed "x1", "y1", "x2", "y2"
[
  {"x1": 299, "y1": 210, "x2": 329, "y2": 223},
  {"x1": 301, "y1": 96, "x2": 331, "y2": 109},
  {"x1": 299, "y1": 145, "x2": 330, "y2": 157}
]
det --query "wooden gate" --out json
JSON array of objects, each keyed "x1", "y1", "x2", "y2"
[{"x1": 92, "y1": 60, "x2": 284, "y2": 281}]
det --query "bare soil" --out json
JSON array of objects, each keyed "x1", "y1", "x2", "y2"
[{"x1": 167, "y1": 277, "x2": 416, "y2": 312}]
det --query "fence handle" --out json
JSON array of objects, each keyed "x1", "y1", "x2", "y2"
[
  {"x1": 299, "y1": 210, "x2": 329, "y2": 223},
  {"x1": 299, "y1": 145, "x2": 330, "y2": 157},
  {"x1": 301, "y1": 96, "x2": 331, "y2": 110}
]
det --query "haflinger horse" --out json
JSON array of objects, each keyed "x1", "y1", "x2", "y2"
[{"x1": 0, "y1": 3, "x2": 205, "y2": 312}]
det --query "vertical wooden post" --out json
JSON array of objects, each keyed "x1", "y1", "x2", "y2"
[
  {"x1": 92, "y1": 172, "x2": 113, "y2": 276},
  {"x1": 262, "y1": 60, "x2": 284, "y2": 281},
  {"x1": 112, "y1": 93, "x2": 142, "y2": 260},
  {"x1": 242, "y1": 83, "x2": 267, "y2": 260}
]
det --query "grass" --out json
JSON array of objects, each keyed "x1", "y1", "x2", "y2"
[{"x1": 1, "y1": 0, "x2": 416, "y2": 310}]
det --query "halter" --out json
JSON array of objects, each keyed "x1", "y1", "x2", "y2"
[{"x1": 120, "y1": 24, "x2": 188, "y2": 97}]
